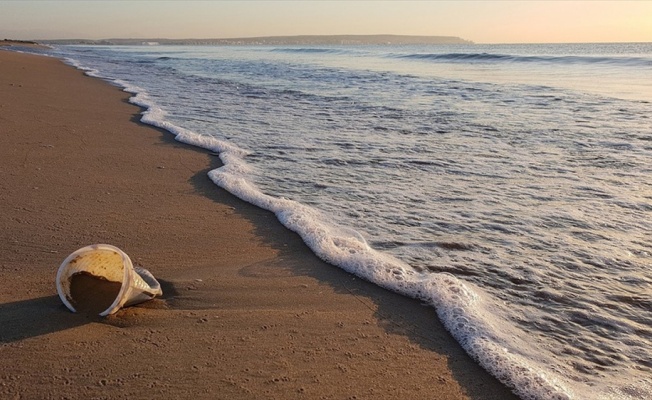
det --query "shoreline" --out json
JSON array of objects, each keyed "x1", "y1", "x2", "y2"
[{"x1": 0, "y1": 49, "x2": 518, "y2": 399}]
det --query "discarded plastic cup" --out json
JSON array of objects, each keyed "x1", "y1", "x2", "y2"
[{"x1": 56, "y1": 244, "x2": 162, "y2": 316}]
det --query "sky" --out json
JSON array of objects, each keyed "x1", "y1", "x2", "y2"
[{"x1": 1, "y1": 1, "x2": 651, "y2": 44}]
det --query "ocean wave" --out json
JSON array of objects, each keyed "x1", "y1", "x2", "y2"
[
  {"x1": 271, "y1": 47, "x2": 349, "y2": 55},
  {"x1": 394, "y1": 52, "x2": 652, "y2": 67}
]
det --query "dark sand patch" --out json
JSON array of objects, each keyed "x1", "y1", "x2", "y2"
[{"x1": 69, "y1": 272, "x2": 122, "y2": 315}]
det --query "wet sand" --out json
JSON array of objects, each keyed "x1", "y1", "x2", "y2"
[
  {"x1": 0, "y1": 49, "x2": 518, "y2": 399},
  {"x1": 69, "y1": 272, "x2": 123, "y2": 315}
]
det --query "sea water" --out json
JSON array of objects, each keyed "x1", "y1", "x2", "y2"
[{"x1": 36, "y1": 43, "x2": 652, "y2": 399}]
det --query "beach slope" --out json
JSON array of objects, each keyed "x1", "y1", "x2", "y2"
[{"x1": 0, "y1": 50, "x2": 517, "y2": 400}]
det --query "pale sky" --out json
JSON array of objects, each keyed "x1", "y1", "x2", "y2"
[{"x1": 1, "y1": 1, "x2": 651, "y2": 44}]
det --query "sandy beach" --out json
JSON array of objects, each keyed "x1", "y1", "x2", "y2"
[{"x1": 0, "y1": 49, "x2": 518, "y2": 400}]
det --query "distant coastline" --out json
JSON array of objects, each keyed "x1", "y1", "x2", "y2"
[
  {"x1": 39, "y1": 34, "x2": 473, "y2": 46},
  {"x1": 1, "y1": 39, "x2": 49, "y2": 49}
]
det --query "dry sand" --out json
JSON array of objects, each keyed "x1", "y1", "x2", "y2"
[{"x1": 0, "y1": 49, "x2": 518, "y2": 399}]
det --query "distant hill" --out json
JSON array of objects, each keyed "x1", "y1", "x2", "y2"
[
  {"x1": 41, "y1": 35, "x2": 473, "y2": 46},
  {"x1": 1, "y1": 39, "x2": 49, "y2": 49}
]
